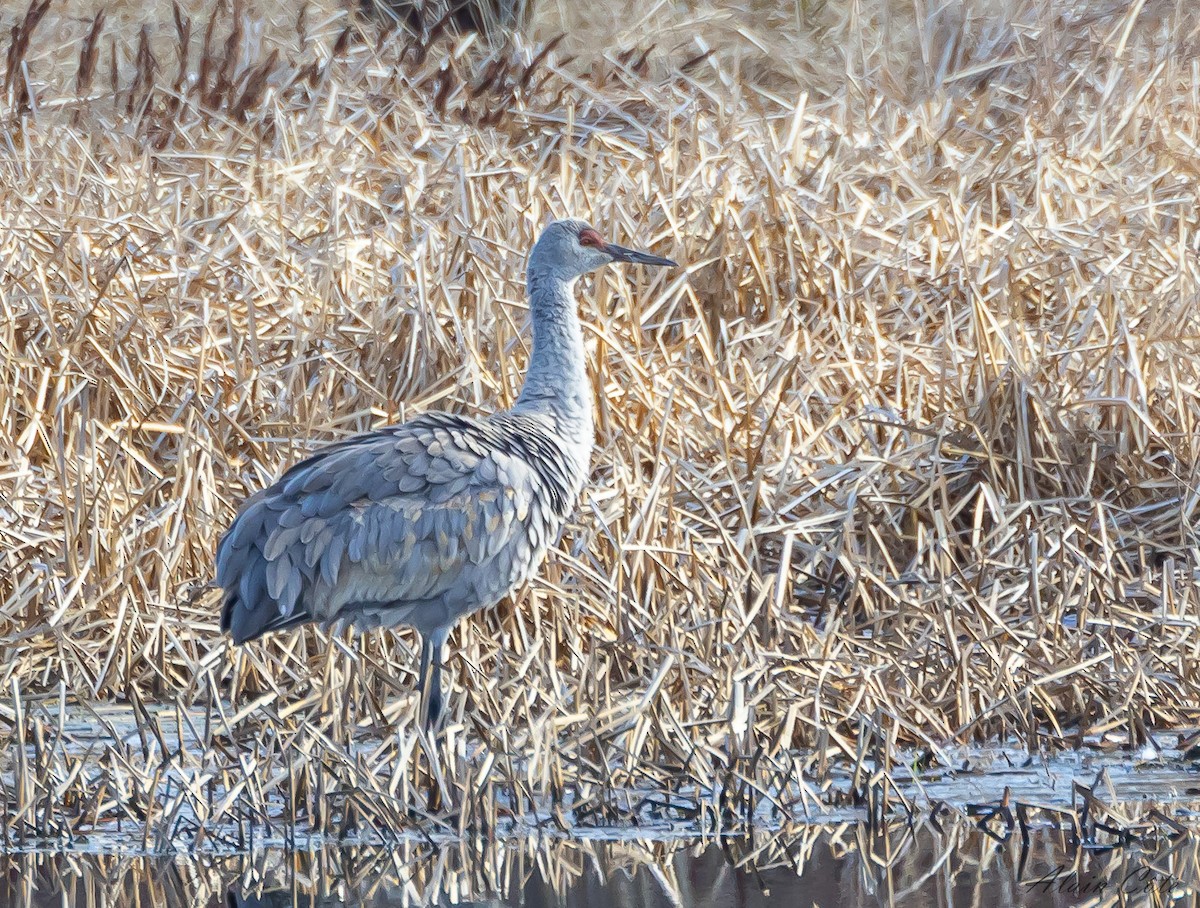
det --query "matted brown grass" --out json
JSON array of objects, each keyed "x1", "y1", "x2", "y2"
[{"x1": 1, "y1": 0, "x2": 1200, "y2": 844}]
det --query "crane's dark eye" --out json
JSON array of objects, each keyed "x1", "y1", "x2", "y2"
[{"x1": 579, "y1": 229, "x2": 605, "y2": 248}]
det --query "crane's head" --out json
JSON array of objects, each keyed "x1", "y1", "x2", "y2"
[{"x1": 530, "y1": 218, "x2": 677, "y2": 280}]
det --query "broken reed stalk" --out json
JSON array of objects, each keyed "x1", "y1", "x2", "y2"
[
  {"x1": 4, "y1": 0, "x2": 51, "y2": 112},
  {"x1": 75, "y1": 11, "x2": 105, "y2": 101}
]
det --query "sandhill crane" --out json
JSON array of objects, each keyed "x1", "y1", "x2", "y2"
[{"x1": 216, "y1": 218, "x2": 676, "y2": 728}]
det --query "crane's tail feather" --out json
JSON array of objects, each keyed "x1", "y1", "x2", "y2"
[{"x1": 221, "y1": 594, "x2": 312, "y2": 645}]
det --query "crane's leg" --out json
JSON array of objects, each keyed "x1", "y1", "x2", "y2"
[
  {"x1": 416, "y1": 635, "x2": 435, "y2": 727},
  {"x1": 417, "y1": 626, "x2": 450, "y2": 730}
]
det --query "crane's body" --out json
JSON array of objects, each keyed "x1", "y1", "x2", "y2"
[{"x1": 215, "y1": 218, "x2": 675, "y2": 726}]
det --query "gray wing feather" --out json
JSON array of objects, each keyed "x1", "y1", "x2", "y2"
[{"x1": 217, "y1": 413, "x2": 570, "y2": 644}]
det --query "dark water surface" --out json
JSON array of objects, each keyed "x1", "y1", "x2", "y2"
[{"x1": 0, "y1": 822, "x2": 1196, "y2": 908}]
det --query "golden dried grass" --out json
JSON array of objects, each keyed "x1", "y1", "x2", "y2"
[{"x1": 0, "y1": 0, "x2": 1199, "y2": 843}]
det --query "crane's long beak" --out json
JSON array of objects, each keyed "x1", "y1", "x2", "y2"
[{"x1": 605, "y1": 243, "x2": 677, "y2": 267}]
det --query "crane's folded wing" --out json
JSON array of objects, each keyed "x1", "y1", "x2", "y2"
[{"x1": 216, "y1": 412, "x2": 559, "y2": 643}]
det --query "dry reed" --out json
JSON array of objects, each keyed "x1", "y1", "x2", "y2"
[{"x1": 0, "y1": 0, "x2": 1199, "y2": 846}]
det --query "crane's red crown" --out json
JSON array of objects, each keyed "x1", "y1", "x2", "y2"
[{"x1": 578, "y1": 228, "x2": 605, "y2": 248}]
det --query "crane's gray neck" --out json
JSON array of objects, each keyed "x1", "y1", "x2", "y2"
[{"x1": 513, "y1": 270, "x2": 593, "y2": 455}]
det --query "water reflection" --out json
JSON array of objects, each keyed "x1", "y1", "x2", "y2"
[{"x1": 0, "y1": 820, "x2": 1195, "y2": 907}]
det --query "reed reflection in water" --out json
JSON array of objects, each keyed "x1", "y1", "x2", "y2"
[{"x1": 0, "y1": 820, "x2": 1195, "y2": 907}]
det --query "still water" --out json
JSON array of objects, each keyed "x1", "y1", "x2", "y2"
[{"x1": 0, "y1": 822, "x2": 1195, "y2": 908}]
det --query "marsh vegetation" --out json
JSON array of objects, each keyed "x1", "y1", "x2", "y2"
[{"x1": 0, "y1": 0, "x2": 1198, "y2": 848}]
